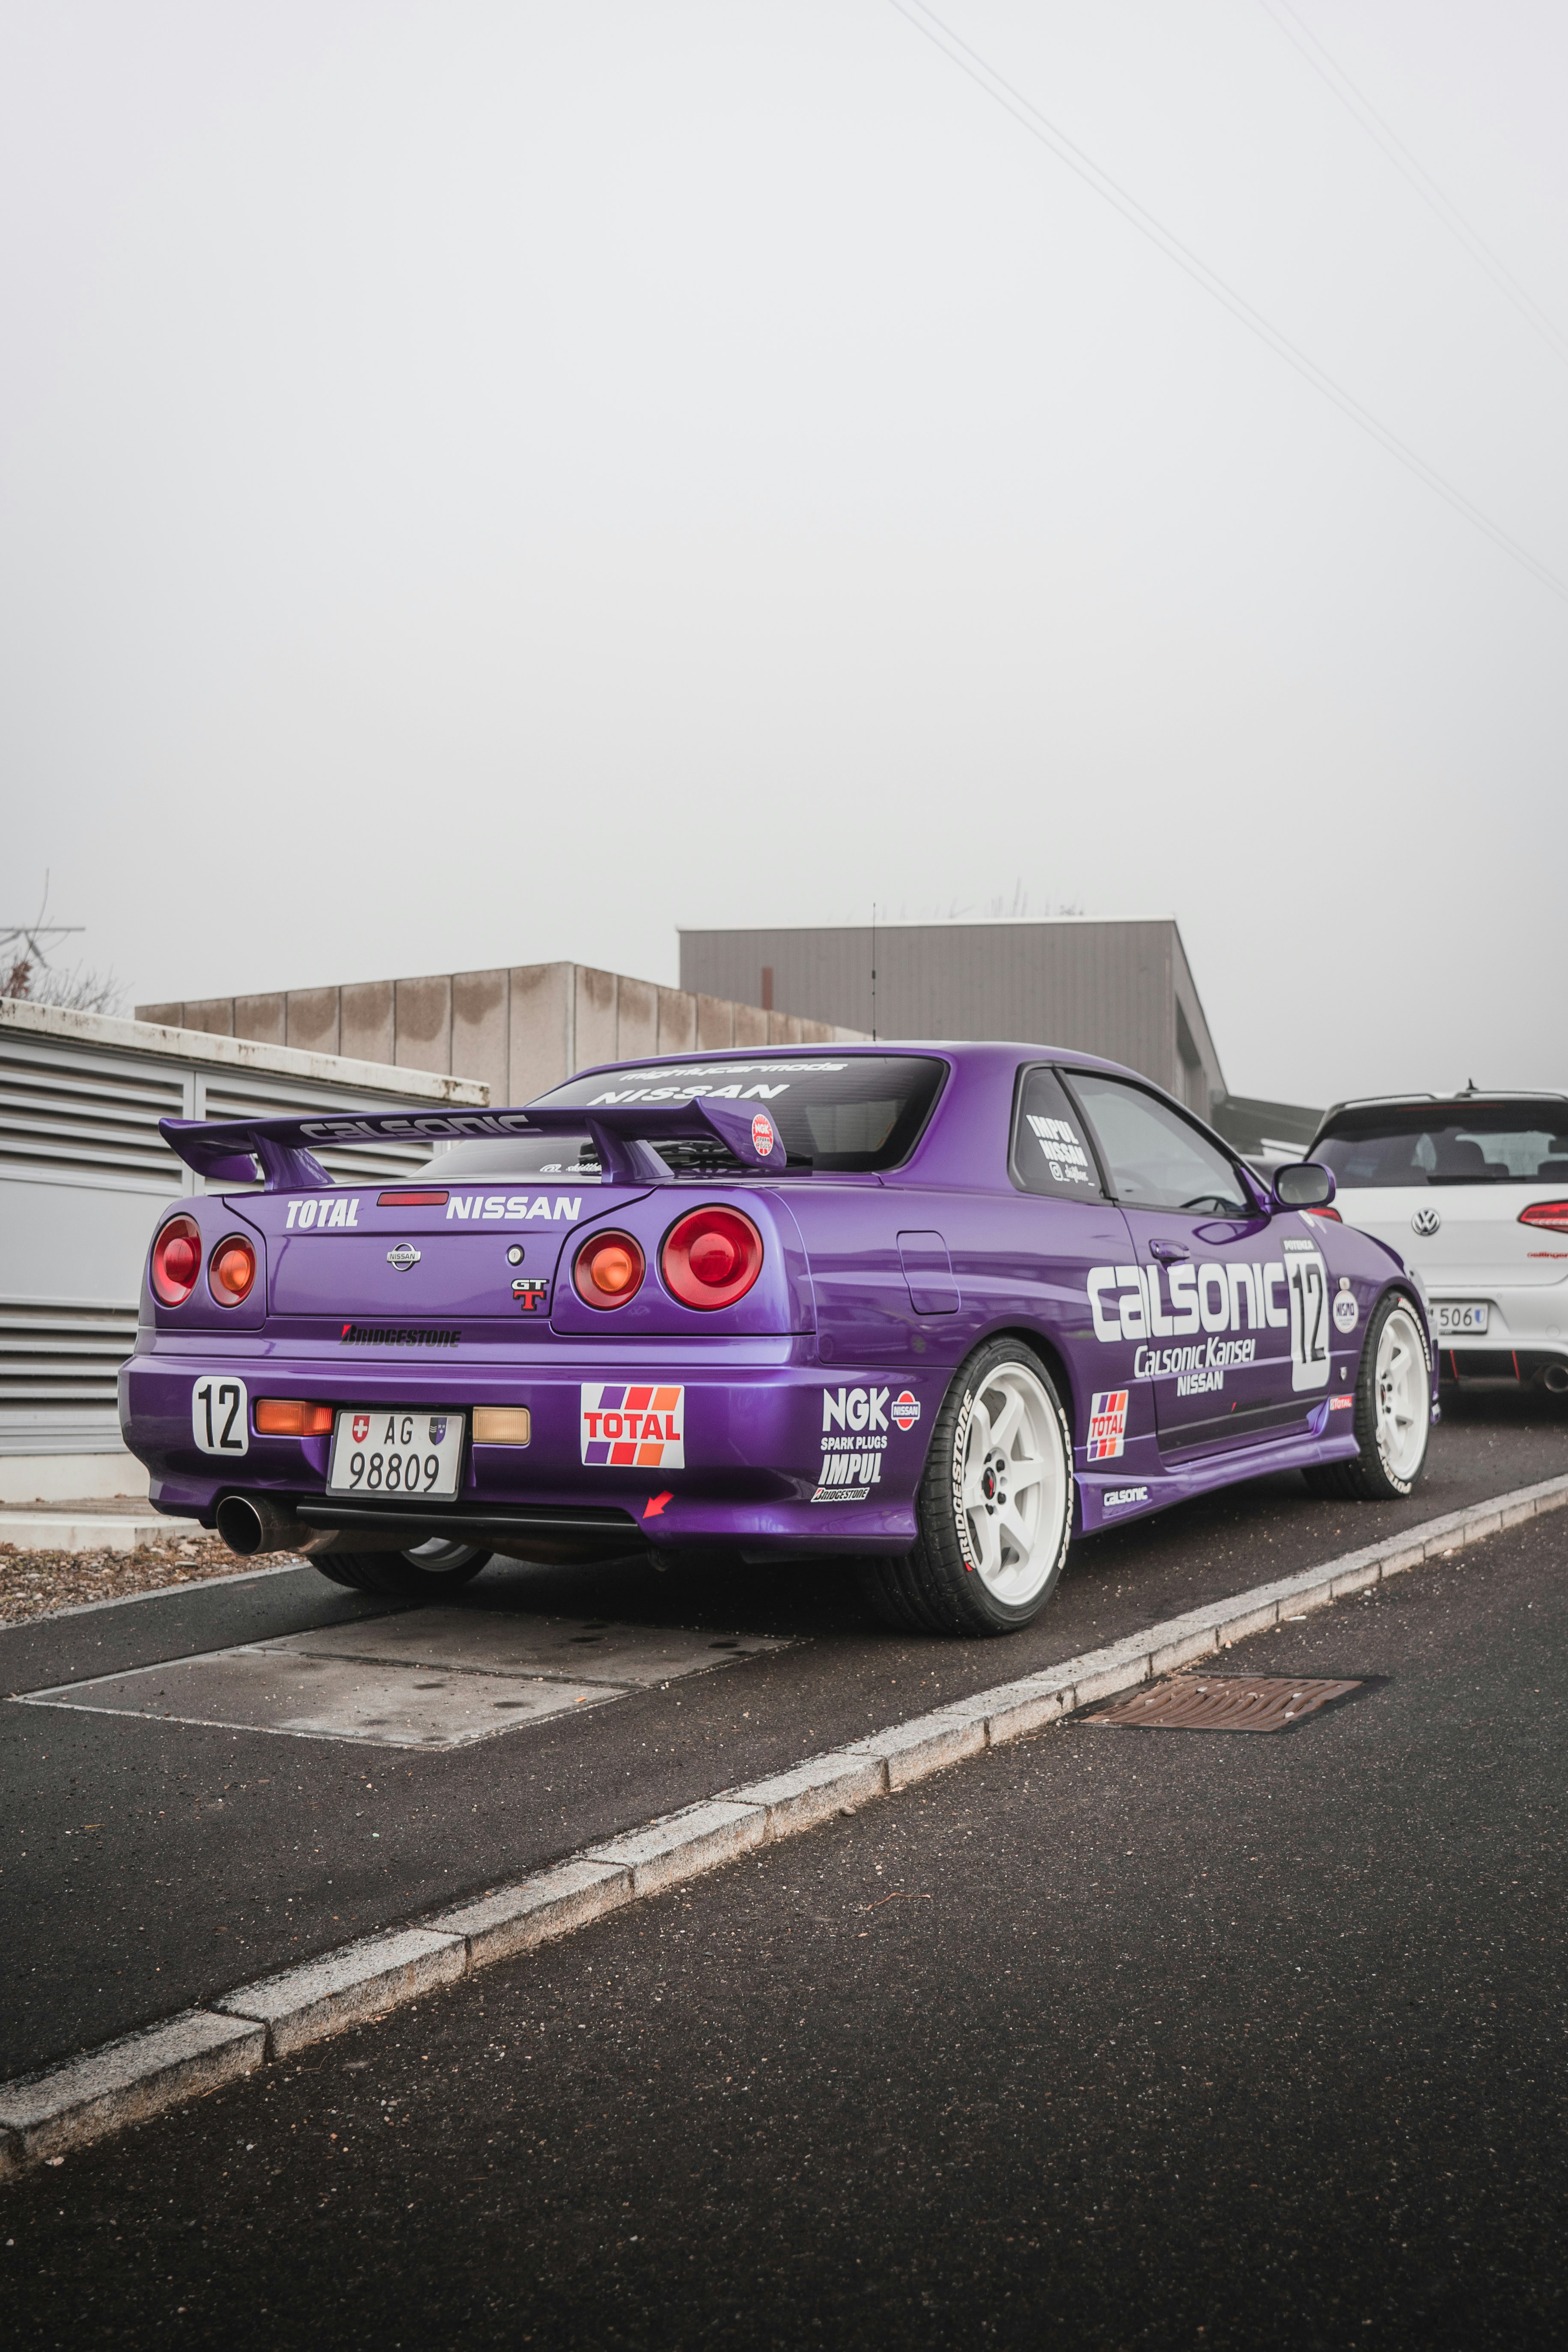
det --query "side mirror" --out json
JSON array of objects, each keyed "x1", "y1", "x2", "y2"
[{"x1": 1272, "y1": 1161, "x2": 1336, "y2": 1211}]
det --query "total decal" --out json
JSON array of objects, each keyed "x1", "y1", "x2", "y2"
[
  {"x1": 580, "y1": 1384, "x2": 684, "y2": 1468},
  {"x1": 284, "y1": 1196, "x2": 360, "y2": 1230},
  {"x1": 813, "y1": 1384, "x2": 920, "y2": 1503},
  {"x1": 1088, "y1": 1249, "x2": 1331, "y2": 1393},
  {"x1": 1086, "y1": 1390, "x2": 1128, "y2": 1460},
  {"x1": 446, "y1": 1194, "x2": 581, "y2": 1224}
]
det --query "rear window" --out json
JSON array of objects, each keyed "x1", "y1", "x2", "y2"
[
  {"x1": 1315, "y1": 1103, "x2": 1568, "y2": 1188},
  {"x1": 537, "y1": 1055, "x2": 946, "y2": 1173},
  {"x1": 409, "y1": 1056, "x2": 949, "y2": 1179}
]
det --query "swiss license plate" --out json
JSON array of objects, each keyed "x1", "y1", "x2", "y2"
[
  {"x1": 1434, "y1": 1302, "x2": 1489, "y2": 1335},
  {"x1": 327, "y1": 1407, "x2": 465, "y2": 1499}
]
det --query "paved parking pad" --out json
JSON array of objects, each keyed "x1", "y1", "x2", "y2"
[{"x1": 16, "y1": 1612, "x2": 788, "y2": 1751}]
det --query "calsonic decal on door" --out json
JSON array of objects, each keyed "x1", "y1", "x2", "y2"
[
  {"x1": 1088, "y1": 1261, "x2": 1290, "y2": 1346},
  {"x1": 285, "y1": 1197, "x2": 360, "y2": 1229},
  {"x1": 447, "y1": 1194, "x2": 581, "y2": 1223},
  {"x1": 580, "y1": 1384, "x2": 684, "y2": 1468},
  {"x1": 1086, "y1": 1390, "x2": 1128, "y2": 1460}
]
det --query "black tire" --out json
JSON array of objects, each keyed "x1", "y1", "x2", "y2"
[
  {"x1": 310, "y1": 1539, "x2": 492, "y2": 1599},
  {"x1": 1303, "y1": 1291, "x2": 1431, "y2": 1502},
  {"x1": 858, "y1": 1339, "x2": 1074, "y2": 1637}
]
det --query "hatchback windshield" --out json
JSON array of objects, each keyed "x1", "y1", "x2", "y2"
[{"x1": 1314, "y1": 1102, "x2": 1568, "y2": 1187}]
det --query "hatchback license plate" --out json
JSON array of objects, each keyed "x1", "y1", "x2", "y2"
[
  {"x1": 327, "y1": 1408, "x2": 465, "y2": 1498},
  {"x1": 1435, "y1": 1302, "x2": 1489, "y2": 1334}
]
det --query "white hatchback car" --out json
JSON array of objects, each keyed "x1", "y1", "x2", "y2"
[{"x1": 1308, "y1": 1093, "x2": 1568, "y2": 1396}]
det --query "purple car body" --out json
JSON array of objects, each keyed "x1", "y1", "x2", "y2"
[{"x1": 119, "y1": 1043, "x2": 1438, "y2": 1626}]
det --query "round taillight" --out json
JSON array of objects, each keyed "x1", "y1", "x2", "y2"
[
  {"x1": 661, "y1": 1206, "x2": 764, "y2": 1310},
  {"x1": 573, "y1": 1230, "x2": 646, "y2": 1310},
  {"x1": 209, "y1": 1235, "x2": 257, "y2": 1306},
  {"x1": 150, "y1": 1214, "x2": 202, "y2": 1307}
]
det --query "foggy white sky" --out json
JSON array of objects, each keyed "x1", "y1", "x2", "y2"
[{"x1": 3, "y1": 0, "x2": 1565, "y2": 1108}]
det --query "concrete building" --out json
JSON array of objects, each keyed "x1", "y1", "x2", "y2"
[
  {"x1": 138, "y1": 962, "x2": 866, "y2": 1102},
  {"x1": 0, "y1": 997, "x2": 485, "y2": 1495},
  {"x1": 679, "y1": 920, "x2": 1226, "y2": 1117}
]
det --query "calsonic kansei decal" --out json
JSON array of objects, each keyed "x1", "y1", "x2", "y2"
[
  {"x1": 581, "y1": 1384, "x2": 684, "y2": 1469},
  {"x1": 1087, "y1": 1390, "x2": 1128, "y2": 1461},
  {"x1": 285, "y1": 1197, "x2": 359, "y2": 1229},
  {"x1": 1103, "y1": 1485, "x2": 1150, "y2": 1511},
  {"x1": 446, "y1": 1194, "x2": 582, "y2": 1223}
]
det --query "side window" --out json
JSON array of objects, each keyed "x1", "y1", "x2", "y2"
[
  {"x1": 1067, "y1": 1071, "x2": 1250, "y2": 1216},
  {"x1": 1010, "y1": 1066, "x2": 1106, "y2": 1201}
]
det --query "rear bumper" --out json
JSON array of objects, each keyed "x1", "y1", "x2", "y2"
[
  {"x1": 119, "y1": 1345, "x2": 934, "y2": 1557},
  {"x1": 1438, "y1": 1342, "x2": 1568, "y2": 1383}
]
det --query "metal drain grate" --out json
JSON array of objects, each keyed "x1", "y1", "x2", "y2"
[{"x1": 1087, "y1": 1673, "x2": 1366, "y2": 1734}]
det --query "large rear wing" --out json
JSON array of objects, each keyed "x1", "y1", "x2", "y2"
[{"x1": 158, "y1": 1099, "x2": 779, "y2": 1191}]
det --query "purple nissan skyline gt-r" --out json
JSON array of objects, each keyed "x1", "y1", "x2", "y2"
[{"x1": 119, "y1": 1043, "x2": 1439, "y2": 1635}]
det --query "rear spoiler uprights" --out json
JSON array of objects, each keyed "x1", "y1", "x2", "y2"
[{"x1": 158, "y1": 1099, "x2": 780, "y2": 1191}]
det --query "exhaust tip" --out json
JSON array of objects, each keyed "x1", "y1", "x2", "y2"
[
  {"x1": 1543, "y1": 1363, "x2": 1568, "y2": 1395},
  {"x1": 215, "y1": 1494, "x2": 267, "y2": 1556}
]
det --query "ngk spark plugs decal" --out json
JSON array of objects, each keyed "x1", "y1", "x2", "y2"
[
  {"x1": 580, "y1": 1384, "x2": 684, "y2": 1468},
  {"x1": 813, "y1": 1384, "x2": 915, "y2": 1502}
]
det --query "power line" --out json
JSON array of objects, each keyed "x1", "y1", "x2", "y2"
[
  {"x1": 1257, "y1": 0, "x2": 1568, "y2": 369},
  {"x1": 884, "y1": 0, "x2": 1568, "y2": 605}
]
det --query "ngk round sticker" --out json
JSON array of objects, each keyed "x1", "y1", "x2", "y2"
[{"x1": 751, "y1": 1112, "x2": 776, "y2": 1158}]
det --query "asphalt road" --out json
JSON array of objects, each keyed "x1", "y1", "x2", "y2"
[
  {"x1": 7, "y1": 1422, "x2": 1565, "y2": 2348},
  {"x1": 3, "y1": 1385, "x2": 1565, "y2": 2083}
]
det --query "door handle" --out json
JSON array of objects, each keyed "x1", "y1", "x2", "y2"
[{"x1": 1148, "y1": 1240, "x2": 1189, "y2": 1262}]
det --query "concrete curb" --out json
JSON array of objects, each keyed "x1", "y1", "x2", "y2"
[
  {"x1": 5, "y1": 1470, "x2": 1565, "y2": 2184},
  {"x1": 0, "y1": 1510, "x2": 199, "y2": 1557},
  {"x1": 212, "y1": 1927, "x2": 466, "y2": 2058},
  {"x1": 0, "y1": 2011, "x2": 264, "y2": 2179}
]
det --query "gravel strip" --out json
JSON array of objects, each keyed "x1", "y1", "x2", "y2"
[{"x1": 0, "y1": 1535, "x2": 298, "y2": 1627}]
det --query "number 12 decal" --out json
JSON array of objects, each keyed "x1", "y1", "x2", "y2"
[
  {"x1": 1285, "y1": 1246, "x2": 1331, "y2": 1393},
  {"x1": 192, "y1": 1377, "x2": 249, "y2": 1454}
]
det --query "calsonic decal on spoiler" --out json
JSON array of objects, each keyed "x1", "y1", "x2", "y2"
[
  {"x1": 446, "y1": 1194, "x2": 581, "y2": 1223},
  {"x1": 1088, "y1": 1261, "x2": 1290, "y2": 1343},
  {"x1": 581, "y1": 1384, "x2": 684, "y2": 1469},
  {"x1": 285, "y1": 1197, "x2": 360, "y2": 1229}
]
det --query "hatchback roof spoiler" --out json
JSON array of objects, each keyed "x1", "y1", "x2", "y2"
[{"x1": 159, "y1": 1099, "x2": 778, "y2": 1191}]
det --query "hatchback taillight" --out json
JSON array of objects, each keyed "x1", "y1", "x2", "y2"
[
  {"x1": 573, "y1": 1230, "x2": 646, "y2": 1309},
  {"x1": 1520, "y1": 1200, "x2": 1568, "y2": 1234},
  {"x1": 661, "y1": 1206, "x2": 764, "y2": 1310},
  {"x1": 209, "y1": 1235, "x2": 257, "y2": 1306},
  {"x1": 150, "y1": 1214, "x2": 202, "y2": 1306}
]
